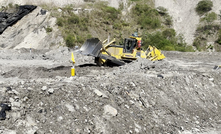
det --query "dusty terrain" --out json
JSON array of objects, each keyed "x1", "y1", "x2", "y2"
[
  {"x1": 0, "y1": 47, "x2": 221, "y2": 134},
  {"x1": 1, "y1": 2, "x2": 221, "y2": 134}
]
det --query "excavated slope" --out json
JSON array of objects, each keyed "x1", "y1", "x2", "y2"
[
  {"x1": 155, "y1": 0, "x2": 221, "y2": 45},
  {"x1": 0, "y1": 7, "x2": 63, "y2": 49}
]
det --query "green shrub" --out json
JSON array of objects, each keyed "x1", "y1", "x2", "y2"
[
  {"x1": 56, "y1": 18, "x2": 63, "y2": 27},
  {"x1": 164, "y1": 15, "x2": 173, "y2": 26},
  {"x1": 102, "y1": 6, "x2": 120, "y2": 21},
  {"x1": 122, "y1": 22, "x2": 129, "y2": 27},
  {"x1": 162, "y1": 28, "x2": 176, "y2": 39},
  {"x1": 113, "y1": 23, "x2": 122, "y2": 30},
  {"x1": 195, "y1": 0, "x2": 213, "y2": 15},
  {"x1": 133, "y1": 4, "x2": 161, "y2": 29},
  {"x1": 196, "y1": 24, "x2": 219, "y2": 35},
  {"x1": 45, "y1": 27, "x2": 53, "y2": 33},
  {"x1": 143, "y1": 32, "x2": 170, "y2": 49},
  {"x1": 200, "y1": 12, "x2": 217, "y2": 24},
  {"x1": 8, "y1": 3, "x2": 13, "y2": 8},
  {"x1": 84, "y1": 0, "x2": 95, "y2": 2},
  {"x1": 142, "y1": 30, "x2": 192, "y2": 52},
  {"x1": 193, "y1": 36, "x2": 207, "y2": 51},
  {"x1": 76, "y1": 35, "x2": 85, "y2": 44},
  {"x1": 216, "y1": 29, "x2": 221, "y2": 44},
  {"x1": 68, "y1": 15, "x2": 80, "y2": 24},
  {"x1": 65, "y1": 34, "x2": 75, "y2": 47}
]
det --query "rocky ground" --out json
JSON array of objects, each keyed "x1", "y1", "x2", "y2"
[{"x1": 0, "y1": 47, "x2": 221, "y2": 134}]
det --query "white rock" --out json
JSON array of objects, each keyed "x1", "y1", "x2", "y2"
[
  {"x1": 135, "y1": 128, "x2": 139, "y2": 133},
  {"x1": 57, "y1": 116, "x2": 63, "y2": 122},
  {"x1": 2, "y1": 130, "x2": 16, "y2": 134},
  {"x1": 41, "y1": 86, "x2": 47, "y2": 91},
  {"x1": 23, "y1": 96, "x2": 29, "y2": 102},
  {"x1": 58, "y1": 9, "x2": 62, "y2": 12},
  {"x1": 65, "y1": 104, "x2": 75, "y2": 112},
  {"x1": 94, "y1": 89, "x2": 103, "y2": 97},
  {"x1": 12, "y1": 101, "x2": 21, "y2": 108},
  {"x1": 104, "y1": 105, "x2": 118, "y2": 117},
  {"x1": 209, "y1": 78, "x2": 214, "y2": 81},
  {"x1": 26, "y1": 115, "x2": 37, "y2": 126},
  {"x1": 1, "y1": 87, "x2": 7, "y2": 93},
  {"x1": 125, "y1": 105, "x2": 129, "y2": 109},
  {"x1": 48, "y1": 88, "x2": 54, "y2": 94},
  {"x1": 12, "y1": 90, "x2": 19, "y2": 95},
  {"x1": 26, "y1": 126, "x2": 38, "y2": 134},
  {"x1": 10, "y1": 112, "x2": 21, "y2": 119},
  {"x1": 130, "y1": 82, "x2": 136, "y2": 87},
  {"x1": 94, "y1": 89, "x2": 107, "y2": 98}
]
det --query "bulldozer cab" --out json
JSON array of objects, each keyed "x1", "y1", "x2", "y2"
[{"x1": 124, "y1": 38, "x2": 137, "y2": 53}]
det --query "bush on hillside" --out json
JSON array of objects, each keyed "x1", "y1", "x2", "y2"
[
  {"x1": 56, "y1": 18, "x2": 63, "y2": 27},
  {"x1": 193, "y1": 36, "x2": 207, "y2": 51},
  {"x1": 101, "y1": 5, "x2": 120, "y2": 22},
  {"x1": 65, "y1": 34, "x2": 75, "y2": 47},
  {"x1": 164, "y1": 16, "x2": 173, "y2": 26},
  {"x1": 142, "y1": 30, "x2": 193, "y2": 52},
  {"x1": 45, "y1": 27, "x2": 53, "y2": 33},
  {"x1": 200, "y1": 12, "x2": 217, "y2": 25},
  {"x1": 162, "y1": 28, "x2": 176, "y2": 39},
  {"x1": 196, "y1": 24, "x2": 219, "y2": 36},
  {"x1": 133, "y1": 4, "x2": 161, "y2": 29},
  {"x1": 195, "y1": 0, "x2": 213, "y2": 15},
  {"x1": 216, "y1": 29, "x2": 221, "y2": 44}
]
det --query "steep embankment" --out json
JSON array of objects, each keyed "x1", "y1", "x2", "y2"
[
  {"x1": 0, "y1": 0, "x2": 124, "y2": 8},
  {"x1": 155, "y1": 0, "x2": 221, "y2": 45},
  {"x1": 0, "y1": 0, "x2": 125, "y2": 49},
  {"x1": 0, "y1": 6, "x2": 63, "y2": 49},
  {"x1": 0, "y1": 0, "x2": 84, "y2": 7}
]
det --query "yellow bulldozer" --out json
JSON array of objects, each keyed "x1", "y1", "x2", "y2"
[{"x1": 79, "y1": 34, "x2": 165, "y2": 66}]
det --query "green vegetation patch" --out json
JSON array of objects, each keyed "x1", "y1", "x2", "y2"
[
  {"x1": 132, "y1": 4, "x2": 161, "y2": 29},
  {"x1": 52, "y1": 5, "x2": 92, "y2": 47},
  {"x1": 200, "y1": 12, "x2": 217, "y2": 25},
  {"x1": 44, "y1": 1, "x2": 193, "y2": 51},
  {"x1": 195, "y1": 0, "x2": 213, "y2": 16},
  {"x1": 142, "y1": 29, "x2": 193, "y2": 52}
]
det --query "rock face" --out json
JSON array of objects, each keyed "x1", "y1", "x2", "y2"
[
  {"x1": 0, "y1": 0, "x2": 125, "y2": 8},
  {"x1": 0, "y1": 6, "x2": 63, "y2": 49},
  {"x1": 0, "y1": 0, "x2": 85, "y2": 7},
  {"x1": 0, "y1": 5, "x2": 37, "y2": 34},
  {"x1": 155, "y1": 0, "x2": 221, "y2": 45}
]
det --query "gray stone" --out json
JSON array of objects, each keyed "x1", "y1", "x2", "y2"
[
  {"x1": 94, "y1": 89, "x2": 108, "y2": 98},
  {"x1": 65, "y1": 104, "x2": 75, "y2": 112},
  {"x1": 48, "y1": 88, "x2": 54, "y2": 94},
  {"x1": 41, "y1": 86, "x2": 47, "y2": 91},
  {"x1": 103, "y1": 105, "x2": 117, "y2": 117}
]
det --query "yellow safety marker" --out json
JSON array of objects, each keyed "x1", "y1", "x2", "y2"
[
  {"x1": 71, "y1": 52, "x2": 75, "y2": 64},
  {"x1": 71, "y1": 52, "x2": 75, "y2": 76}
]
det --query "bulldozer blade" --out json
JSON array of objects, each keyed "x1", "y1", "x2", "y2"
[{"x1": 79, "y1": 38, "x2": 102, "y2": 57}]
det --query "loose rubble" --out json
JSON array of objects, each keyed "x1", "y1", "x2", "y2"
[{"x1": 0, "y1": 47, "x2": 221, "y2": 134}]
